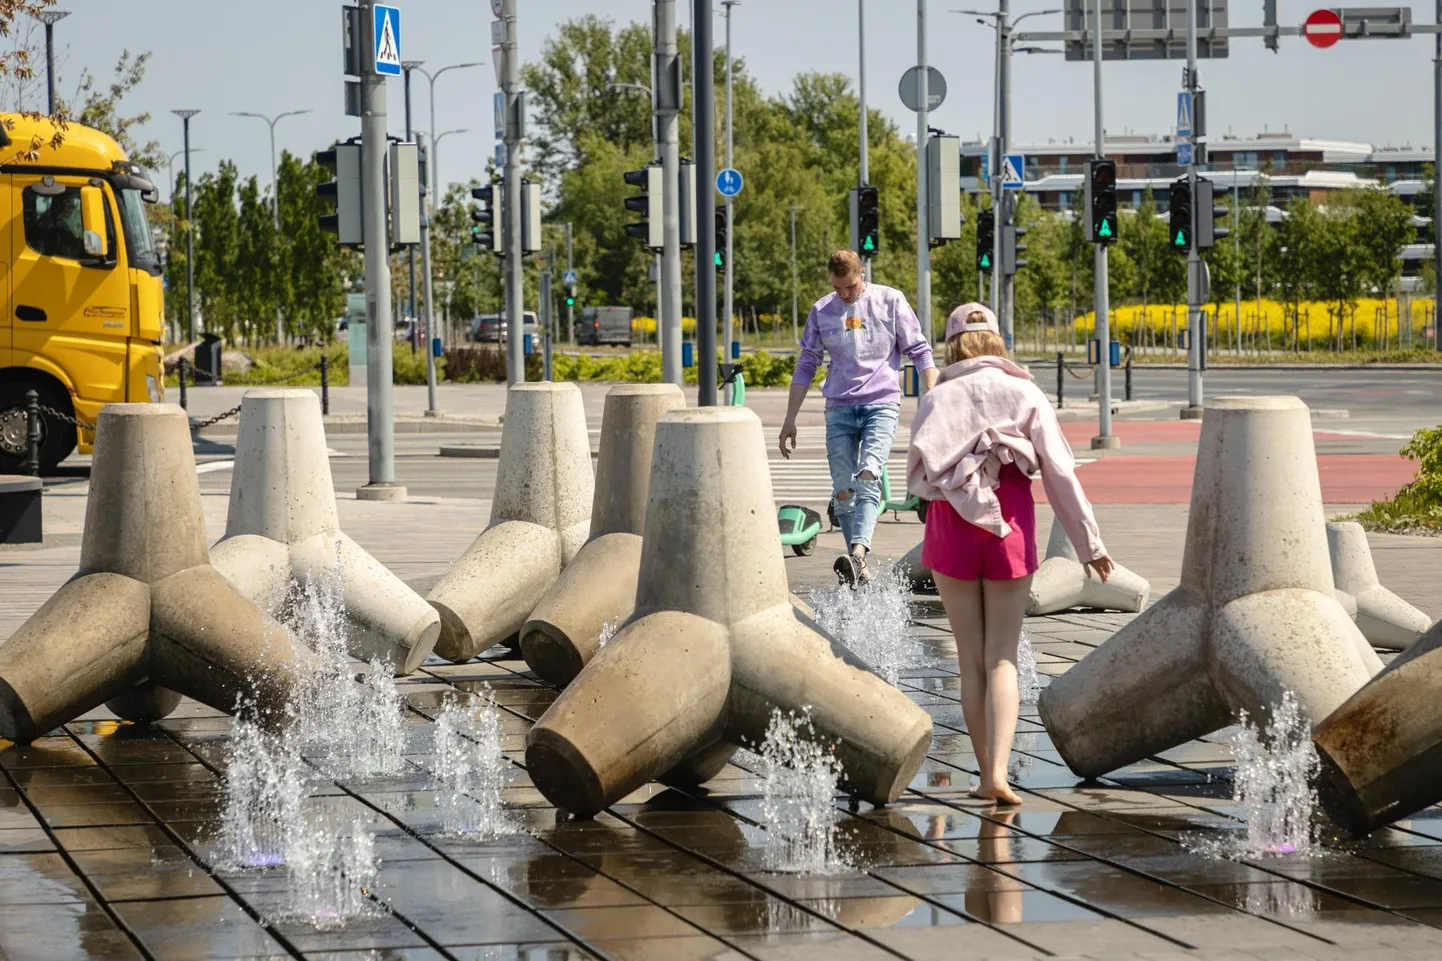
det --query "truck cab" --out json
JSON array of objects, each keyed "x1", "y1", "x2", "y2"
[{"x1": 0, "y1": 115, "x2": 165, "y2": 471}]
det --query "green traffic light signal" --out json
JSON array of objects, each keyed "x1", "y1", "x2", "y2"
[
  {"x1": 980, "y1": 253, "x2": 991, "y2": 269},
  {"x1": 862, "y1": 235, "x2": 876, "y2": 253},
  {"x1": 715, "y1": 252, "x2": 724, "y2": 268},
  {"x1": 1098, "y1": 219, "x2": 1113, "y2": 239},
  {"x1": 1173, "y1": 230, "x2": 1186, "y2": 247},
  {"x1": 566, "y1": 296, "x2": 575, "y2": 306}
]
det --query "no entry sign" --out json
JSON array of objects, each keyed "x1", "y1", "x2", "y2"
[{"x1": 1304, "y1": 9, "x2": 1344, "y2": 48}]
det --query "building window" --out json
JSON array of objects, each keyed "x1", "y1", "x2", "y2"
[
  {"x1": 1132, "y1": 190, "x2": 1142, "y2": 208},
  {"x1": 1057, "y1": 191, "x2": 1071, "y2": 209},
  {"x1": 1058, "y1": 157, "x2": 1069, "y2": 172}
]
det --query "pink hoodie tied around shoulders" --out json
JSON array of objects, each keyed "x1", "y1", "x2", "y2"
[{"x1": 906, "y1": 354, "x2": 1107, "y2": 563}]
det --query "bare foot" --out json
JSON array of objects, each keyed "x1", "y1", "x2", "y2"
[
  {"x1": 968, "y1": 785, "x2": 990, "y2": 799},
  {"x1": 989, "y1": 784, "x2": 1024, "y2": 806}
]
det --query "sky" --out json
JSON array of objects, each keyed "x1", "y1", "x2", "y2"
[{"x1": 47, "y1": 0, "x2": 1438, "y2": 195}]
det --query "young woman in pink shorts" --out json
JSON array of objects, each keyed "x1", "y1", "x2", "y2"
[{"x1": 907, "y1": 303, "x2": 1114, "y2": 805}]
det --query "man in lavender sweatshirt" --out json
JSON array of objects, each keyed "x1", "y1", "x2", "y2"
[{"x1": 779, "y1": 249, "x2": 938, "y2": 585}]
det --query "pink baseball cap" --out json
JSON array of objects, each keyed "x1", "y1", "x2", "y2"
[{"x1": 945, "y1": 302, "x2": 1000, "y2": 340}]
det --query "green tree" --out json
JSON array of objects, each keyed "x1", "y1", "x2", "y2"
[
  {"x1": 192, "y1": 161, "x2": 240, "y2": 342},
  {"x1": 234, "y1": 174, "x2": 279, "y2": 344},
  {"x1": 69, "y1": 51, "x2": 161, "y2": 169},
  {"x1": 1275, "y1": 197, "x2": 1322, "y2": 351},
  {"x1": 1346, "y1": 187, "x2": 1416, "y2": 342},
  {"x1": 277, "y1": 151, "x2": 348, "y2": 342}
]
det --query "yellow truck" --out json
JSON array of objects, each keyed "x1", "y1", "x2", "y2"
[{"x1": 0, "y1": 114, "x2": 165, "y2": 472}]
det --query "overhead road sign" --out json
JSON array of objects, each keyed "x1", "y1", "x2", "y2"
[
  {"x1": 898, "y1": 66, "x2": 947, "y2": 112},
  {"x1": 1021, "y1": 8, "x2": 1433, "y2": 50},
  {"x1": 373, "y1": 4, "x2": 402, "y2": 77},
  {"x1": 716, "y1": 168, "x2": 743, "y2": 197},
  {"x1": 1304, "y1": 9, "x2": 1343, "y2": 47},
  {"x1": 1062, "y1": 0, "x2": 1229, "y2": 61}
]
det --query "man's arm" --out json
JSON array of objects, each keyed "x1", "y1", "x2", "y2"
[
  {"x1": 892, "y1": 291, "x2": 938, "y2": 382},
  {"x1": 780, "y1": 308, "x2": 823, "y2": 458}
]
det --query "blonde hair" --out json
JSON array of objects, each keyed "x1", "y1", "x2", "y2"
[
  {"x1": 827, "y1": 248, "x2": 863, "y2": 278},
  {"x1": 945, "y1": 311, "x2": 1008, "y2": 365}
]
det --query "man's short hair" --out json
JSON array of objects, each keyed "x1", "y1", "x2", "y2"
[{"x1": 827, "y1": 249, "x2": 863, "y2": 278}]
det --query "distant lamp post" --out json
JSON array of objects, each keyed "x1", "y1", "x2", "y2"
[
  {"x1": 172, "y1": 109, "x2": 201, "y2": 344},
  {"x1": 36, "y1": 10, "x2": 69, "y2": 116},
  {"x1": 166, "y1": 146, "x2": 204, "y2": 202},
  {"x1": 231, "y1": 109, "x2": 312, "y2": 342},
  {"x1": 411, "y1": 61, "x2": 483, "y2": 199}
]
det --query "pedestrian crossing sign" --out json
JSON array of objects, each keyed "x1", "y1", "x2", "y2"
[
  {"x1": 999, "y1": 153, "x2": 1024, "y2": 189},
  {"x1": 373, "y1": 5, "x2": 402, "y2": 77}
]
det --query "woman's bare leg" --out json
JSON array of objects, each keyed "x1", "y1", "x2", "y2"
[
  {"x1": 934, "y1": 572, "x2": 988, "y2": 797},
  {"x1": 978, "y1": 574, "x2": 1033, "y2": 805}
]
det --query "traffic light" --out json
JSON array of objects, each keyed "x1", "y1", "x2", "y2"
[
  {"x1": 1084, "y1": 158, "x2": 1118, "y2": 245},
  {"x1": 315, "y1": 142, "x2": 362, "y2": 247},
  {"x1": 1195, "y1": 177, "x2": 1230, "y2": 251},
  {"x1": 564, "y1": 285, "x2": 576, "y2": 308},
  {"x1": 1002, "y1": 221, "x2": 1027, "y2": 275},
  {"x1": 469, "y1": 183, "x2": 500, "y2": 253},
  {"x1": 976, "y1": 209, "x2": 995, "y2": 272},
  {"x1": 926, "y1": 135, "x2": 961, "y2": 248},
  {"x1": 714, "y1": 209, "x2": 727, "y2": 270},
  {"x1": 855, "y1": 185, "x2": 880, "y2": 256},
  {"x1": 1168, "y1": 178, "x2": 1192, "y2": 254},
  {"x1": 623, "y1": 165, "x2": 663, "y2": 249}
]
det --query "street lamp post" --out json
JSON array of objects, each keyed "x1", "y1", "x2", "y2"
[
  {"x1": 411, "y1": 62, "x2": 484, "y2": 201},
  {"x1": 401, "y1": 61, "x2": 424, "y2": 355},
  {"x1": 789, "y1": 205, "x2": 804, "y2": 344},
  {"x1": 172, "y1": 109, "x2": 200, "y2": 345},
  {"x1": 37, "y1": 10, "x2": 68, "y2": 115},
  {"x1": 166, "y1": 147, "x2": 203, "y2": 202},
  {"x1": 231, "y1": 109, "x2": 313, "y2": 343}
]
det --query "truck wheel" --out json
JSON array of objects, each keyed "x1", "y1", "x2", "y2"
[
  {"x1": 793, "y1": 536, "x2": 816, "y2": 557},
  {"x1": 0, "y1": 380, "x2": 76, "y2": 474}
]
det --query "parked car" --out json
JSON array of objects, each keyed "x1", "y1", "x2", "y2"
[
  {"x1": 469, "y1": 312, "x2": 539, "y2": 343},
  {"x1": 575, "y1": 306, "x2": 633, "y2": 347}
]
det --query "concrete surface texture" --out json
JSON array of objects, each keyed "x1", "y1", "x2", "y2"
[
  {"x1": 1314, "y1": 619, "x2": 1442, "y2": 836},
  {"x1": 208, "y1": 390, "x2": 441, "y2": 674},
  {"x1": 1027, "y1": 522, "x2": 1151, "y2": 616},
  {"x1": 1038, "y1": 396, "x2": 1384, "y2": 780},
  {"x1": 520, "y1": 384, "x2": 684, "y2": 686},
  {"x1": 427, "y1": 382, "x2": 595, "y2": 662},
  {"x1": 0, "y1": 404, "x2": 314, "y2": 744},
  {"x1": 1327, "y1": 520, "x2": 1435, "y2": 651},
  {"x1": 525, "y1": 407, "x2": 933, "y2": 817}
]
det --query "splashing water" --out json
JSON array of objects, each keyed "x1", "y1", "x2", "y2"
[
  {"x1": 757, "y1": 708, "x2": 853, "y2": 875},
  {"x1": 431, "y1": 690, "x2": 519, "y2": 838},
  {"x1": 285, "y1": 563, "x2": 406, "y2": 779},
  {"x1": 1015, "y1": 630, "x2": 1040, "y2": 705},
  {"x1": 216, "y1": 711, "x2": 308, "y2": 871},
  {"x1": 596, "y1": 618, "x2": 620, "y2": 650},
  {"x1": 279, "y1": 814, "x2": 382, "y2": 929},
  {"x1": 1232, "y1": 691, "x2": 1319, "y2": 857},
  {"x1": 809, "y1": 564, "x2": 916, "y2": 686}
]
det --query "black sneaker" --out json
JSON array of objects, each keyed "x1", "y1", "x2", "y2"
[
  {"x1": 855, "y1": 552, "x2": 872, "y2": 585},
  {"x1": 833, "y1": 553, "x2": 860, "y2": 587}
]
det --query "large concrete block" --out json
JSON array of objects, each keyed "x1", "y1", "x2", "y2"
[
  {"x1": 1314, "y1": 620, "x2": 1442, "y2": 836},
  {"x1": 429, "y1": 382, "x2": 595, "y2": 662},
  {"x1": 526, "y1": 407, "x2": 933, "y2": 817},
  {"x1": 520, "y1": 385, "x2": 683, "y2": 686},
  {"x1": 1027, "y1": 522, "x2": 1150, "y2": 615},
  {"x1": 1038, "y1": 397, "x2": 1380, "y2": 779},
  {"x1": 209, "y1": 390, "x2": 440, "y2": 675},
  {"x1": 1327, "y1": 521, "x2": 1433, "y2": 650},
  {"x1": 0, "y1": 405, "x2": 314, "y2": 743}
]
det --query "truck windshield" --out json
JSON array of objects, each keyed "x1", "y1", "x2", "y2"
[{"x1": 117, "y1": 188, "x2": 160, "y2": 273}]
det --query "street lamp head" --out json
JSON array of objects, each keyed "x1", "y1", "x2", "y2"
[
  {"x1": 172, "y1": 109, "x2": 200, "y2": 121},
  {"x1": 37, "y1": 10, "x2": 69, "y2": 25},
  {"x1": 230, "y1": 111, "x2": 262, "y2": 119},
  {"x1": 402, "y1": 60, "x2": 425, "y2": 71}
]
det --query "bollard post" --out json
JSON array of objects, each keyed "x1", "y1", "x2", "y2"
[
  {"x1": 319, "y1": 353, "x2": 330, "y2": 416},
  {"x1": 1056, "y1": 351, "x2": 1064, "y2": 409},
  {"x1": 1124, "y1": 346, "x2": 1134, "y2": 401},
  {"x1": 177, "y1": 357, "x2": 188, "y2": 411},
  {"x1": 20, "y1": 389, "x2": 40, "y2": 477}
]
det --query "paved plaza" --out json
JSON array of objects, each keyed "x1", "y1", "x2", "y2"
[{"x1": 0, "y1": 383, "x2": 1439, "y2": 961}]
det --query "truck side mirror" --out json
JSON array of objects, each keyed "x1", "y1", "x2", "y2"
[{"x1": 79, "y1": 185, "x2": 109, "y2": 259}]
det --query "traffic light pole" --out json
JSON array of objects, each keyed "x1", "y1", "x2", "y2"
[
  {"x1": 915, "y1": 0, "x2": 932, "y2": 338},
  {"x1": 502, "y1": 0, "x2": 525, "y2": 386},
  {"x1": 997, "y1": 0, "x2": 1013, "y2": 346},
  {"x1": 1183, "y1": 0, "x2": 1204, "y2": 419},
  {"x1": 657, "y1": 0, "x2": 683, "y2": 387},
  {"x1": 565, "y1": 222, "x2": 574, "y2": 343},
  {"x1": 694, "y1": 0, "x2": 718, "y2": 405},
  {"x1": 1435, "y1": 0, "x2": 1441, "y2": 352},
  {"x1": 722, "y1": 0, "x2": 737, "y2": 404},
  {"x1": 358, "y1": 0, "x2": 402, "y2": 501},
  {"x1": 1090, "y1": 0, "x2": 1117, "y2": 448},
  {"x1": 419, "y1": 133, "x2": 439, "y2": 416}
]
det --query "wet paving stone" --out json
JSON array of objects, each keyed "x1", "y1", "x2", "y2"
[
  {"x1": 111, "y1": 895, "x2": 291, "y2": 960},
  {"x1": 0, "y1": 900, "x2": 145, "y2": 961}
]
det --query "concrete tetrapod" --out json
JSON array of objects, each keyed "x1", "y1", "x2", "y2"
[
  {"x1": 1027, "y1": 522, "x2": 1150, "y2": 616},
  {"x1": 208, "y1": 390, "x2": 441, "y2": 675},
  {"x1": 0, "y1": 405, "x2": 316, "y2": 744},
  {"x1": 1314, "y1": 620, "x2": 1442, "y2": 835},
  {"x1": 525, "y1": 407, "x2": 933, "y2": 817},
  {"x1": 1037, "y1": 397, "x2": 1382, "y2": 780},
  {"x1": 1326, "y1": 521, "x2": 1433, "y2": 651},
  {"x1": 428, "y1": 382, "x2": 594, "y2": 663},
  {"x1": 519, "y1": 384, "x2": 685, "y2": 686}
]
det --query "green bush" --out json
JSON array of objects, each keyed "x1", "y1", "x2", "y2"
[
  {"x1": 164, "y1": 342, "x2": 444, "y2": 387},
  {"x1": 1356, "y1": 423, "x2": 1442, "y2": 532}
]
